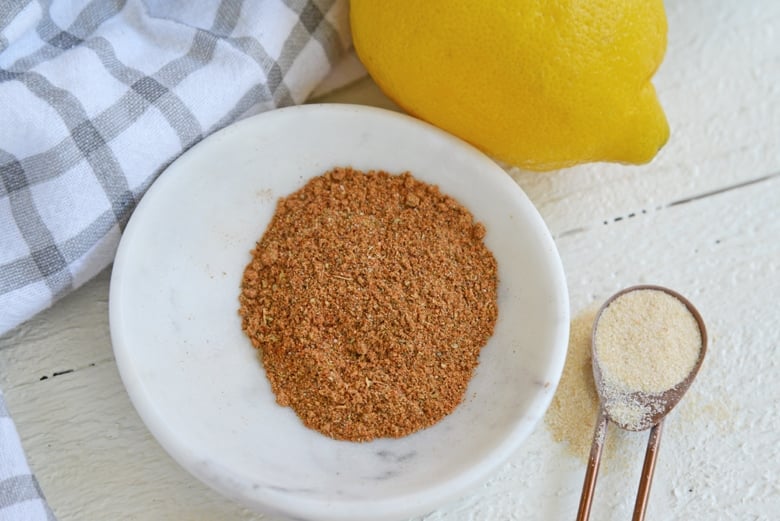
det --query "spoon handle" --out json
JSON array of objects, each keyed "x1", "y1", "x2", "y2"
[
  {"x1": 632, "y1": 420, "x2": 664, "y2": 521},
  {"x1": 576, "y1": 408, "x2": 608, "y2": 521}
]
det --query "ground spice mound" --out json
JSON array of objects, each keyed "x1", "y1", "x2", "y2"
[{"x1": 238, "y1": 167, "x2": 498, "y2": 442}]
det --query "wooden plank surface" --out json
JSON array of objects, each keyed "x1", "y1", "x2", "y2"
[{"x1": 2, "y1": 1, "x2": 779, "y2": 519}]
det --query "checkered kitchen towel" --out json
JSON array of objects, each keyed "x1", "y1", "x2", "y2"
[
  {"x1": 1, "y1": 392, "x2": 56, "y2": 521},
  {"x1": 1, "y1": 0, "x2": 355, "y2": 518}
]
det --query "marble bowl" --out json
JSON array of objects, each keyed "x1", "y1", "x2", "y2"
[{"x1": 110, "y1": 104, "x2": 569, "y2": 521}]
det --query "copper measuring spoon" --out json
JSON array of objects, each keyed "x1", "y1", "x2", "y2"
[{"x1": 576, "y1": 285, "x2": 707, "y2": 521}]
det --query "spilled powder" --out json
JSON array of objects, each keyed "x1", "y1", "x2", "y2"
[{"x1": 544, "y1": 305, "x2": 601, "y2": 460}]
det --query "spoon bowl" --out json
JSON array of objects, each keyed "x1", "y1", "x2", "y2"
[{"x1": 592, "y1": 285, "x2": 708, "y2": 431}]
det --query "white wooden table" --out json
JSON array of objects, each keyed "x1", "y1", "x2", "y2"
[{"x1": 2, "y1": 1, "x2": 779, "y2": 519}]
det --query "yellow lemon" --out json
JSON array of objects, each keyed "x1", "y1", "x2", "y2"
[{"x1": 350, "y1": 0, "x2": 669, "y2": 171}]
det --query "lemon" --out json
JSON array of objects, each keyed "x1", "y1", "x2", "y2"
[{"x1": 350, "y1": 0, "x2": 670, "y2": 171}]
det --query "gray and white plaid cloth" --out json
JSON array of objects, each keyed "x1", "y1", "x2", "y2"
[
  {"x1": 1, "y1": 392, "x2": 56, "y2": 520},
  {"x1": 0, "y1": 0, "x2": 354, "y2": 518}
]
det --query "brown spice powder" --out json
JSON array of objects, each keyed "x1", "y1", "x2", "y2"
[{"x1": 238, "y1": 167, "x2": 498, "y2": 442}]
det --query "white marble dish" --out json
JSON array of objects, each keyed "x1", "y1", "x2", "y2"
[{"x1": 109, "y1": 104, "x2": 569, "y2": 521}]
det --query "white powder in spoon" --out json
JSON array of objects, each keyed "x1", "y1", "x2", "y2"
[{"x1": 594, "y1": 289, "x2": 702, "y2": 429}]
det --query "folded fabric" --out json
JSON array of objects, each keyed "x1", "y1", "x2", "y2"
[{"x1": 1, "y1": 1, "x2": 353, "y2": 518}]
